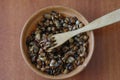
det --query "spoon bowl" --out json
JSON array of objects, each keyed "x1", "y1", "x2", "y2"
[{"x1": 20, "y1": 6, "x2": 94, "y2": 79}]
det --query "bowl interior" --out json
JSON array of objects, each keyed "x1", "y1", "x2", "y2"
[{"x1": 20, "y1": 6, "x2": 94, "y2": 79}]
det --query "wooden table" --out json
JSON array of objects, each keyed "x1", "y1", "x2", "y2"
[{"x1": 0, "y1": 0, "x2": 120, "y2": 80}]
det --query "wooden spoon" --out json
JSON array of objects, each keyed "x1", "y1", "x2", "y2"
[{"x1": 49, "y1": 9, "x2": 120, "y2": 50}]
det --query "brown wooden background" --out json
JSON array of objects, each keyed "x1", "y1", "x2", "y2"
[{"x1": 0, "y1": 0, "x2": 120, "y2": 80}]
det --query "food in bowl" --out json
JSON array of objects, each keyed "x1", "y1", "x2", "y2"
[{"x1": 26, "y1": 11, "x2": 89, "y2": 75}]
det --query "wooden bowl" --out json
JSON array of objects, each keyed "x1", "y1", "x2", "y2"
[{"x1": 20, "y1": 6, "x2": 94, "y2": 79}]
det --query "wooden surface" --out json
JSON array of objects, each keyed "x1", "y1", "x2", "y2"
[{"x1": 0, "y1": 0, "x2": 120, "y2": 80}]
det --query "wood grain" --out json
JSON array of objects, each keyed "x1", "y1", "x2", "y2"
[{"x1": 0, "y1": 0, "x2": 120, "y2": 80}]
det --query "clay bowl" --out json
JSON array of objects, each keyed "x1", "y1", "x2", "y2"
[{"x1": 20, "y1": 6, "x2": 94, "y2": 79}]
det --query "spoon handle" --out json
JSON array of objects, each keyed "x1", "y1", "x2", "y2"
[{"x1": 70, "y1": 9, "x2": 120, "y2": 36}]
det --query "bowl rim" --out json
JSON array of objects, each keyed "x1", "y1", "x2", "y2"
[{"x1": 20, "y1": 5, "x2": 94, "y2": 79}]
